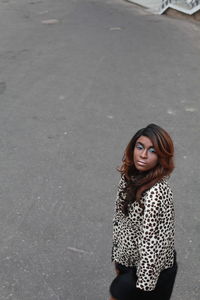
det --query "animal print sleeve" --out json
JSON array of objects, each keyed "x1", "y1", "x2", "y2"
[
  {"x1": 136, "y1": 183, "x2": 165, "y2": 291},
  {"x1": 112, "y1": 175, "x2": 126, "y2": 260},
  {"x1": 114, "y1": 175, "x2": 126, "y2": 221}
]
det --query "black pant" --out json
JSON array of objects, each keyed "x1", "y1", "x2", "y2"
[{"x1": 110, "y1": 253, "x2": 178, "y2": 300}]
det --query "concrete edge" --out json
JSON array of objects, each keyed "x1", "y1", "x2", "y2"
[{"x1": 125, "y1": 0, "x2": 161, "y2": 14}]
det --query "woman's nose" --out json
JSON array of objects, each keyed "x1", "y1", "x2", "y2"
[{"x1": 140, "y1": 149, "x2": 148, "y2": 159}]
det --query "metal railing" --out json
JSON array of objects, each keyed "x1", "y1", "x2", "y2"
[{"x1": 161, "y1": 0, "x2": 200, "y2": 12}]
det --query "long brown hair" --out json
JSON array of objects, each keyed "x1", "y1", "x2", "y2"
[{"x1": 118, "y1": 124, "x2": 174, "y2": 215}]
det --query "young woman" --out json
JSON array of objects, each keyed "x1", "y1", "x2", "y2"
[{"x1": 109, "y1": 124, "x2": 178, "y2": 300}]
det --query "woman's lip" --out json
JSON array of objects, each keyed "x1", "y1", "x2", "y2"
[{"x1": 137, "y1": 161, "x2": 147, "y2": 165}]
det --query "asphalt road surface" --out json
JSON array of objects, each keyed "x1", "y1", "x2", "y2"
[{"x1": 0, "y1": 0, "x2": 200, "y2": 299}]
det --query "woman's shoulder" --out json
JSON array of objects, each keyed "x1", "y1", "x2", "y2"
[
  {"x1": 144, "y1": 177, "x2": 173, "y2": 204},
  {"x1": 151, "y1": 176, "x2": 172, "y2": 191}
]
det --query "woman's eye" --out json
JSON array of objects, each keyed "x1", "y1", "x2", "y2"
[
  {"x1": 149, "y1": 147, "x2": 156, "y2": 153},
  {"x1": 136, "y1": 144, "x2": 143, "y2": 150}
]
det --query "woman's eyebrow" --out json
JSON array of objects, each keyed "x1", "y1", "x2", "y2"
[{"x1": 136, "y1": 142, "x2": 154, "y2": 148}]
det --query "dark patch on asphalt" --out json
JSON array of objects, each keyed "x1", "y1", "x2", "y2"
[
  {"x1": 0, "y1": 49, "x2": 30, "y2": 62},
  {"x1": 0, "y1": 82, "x2": 6, "y2": 95},
  {"x1": 28, "y1": 0, "x2": 43, "y2": 4}
]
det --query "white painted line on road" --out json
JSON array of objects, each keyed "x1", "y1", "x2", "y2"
[
  {"x1": 67, "y1": 247, "x2": 93, "y2": 255},
  {"x1": 38, "y1": 10, "x2": 49, "y2": 15},
  {"x1": 184, "y1": 107, "x2": 198, "y2": 112},
  {"x1": 109, "y1": 27, "x2": 122, "y2": 31},
  {"x1": 42, "y1": 19, "x2": 59, "y2": 25},
  {"x1": 167, "y1": 109, "x2": 176, "y2": 115}
]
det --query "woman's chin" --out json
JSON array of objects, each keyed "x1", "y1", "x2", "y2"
[{"x1": 135, "y1": 165, "x2": 148, "y2": 172}]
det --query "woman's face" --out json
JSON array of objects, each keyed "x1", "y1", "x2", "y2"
[{"x1": 133, "y1": 136, "x2": 158, "y2": 172}]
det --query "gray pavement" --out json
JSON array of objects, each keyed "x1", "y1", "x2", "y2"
[{"x1": 0, "y1": 0, "x2": 200, "y2": 299}]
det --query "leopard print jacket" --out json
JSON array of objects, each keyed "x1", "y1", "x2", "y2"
[{"x1": 112, "y1": 175, "x2": 175, "y2": 291}]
